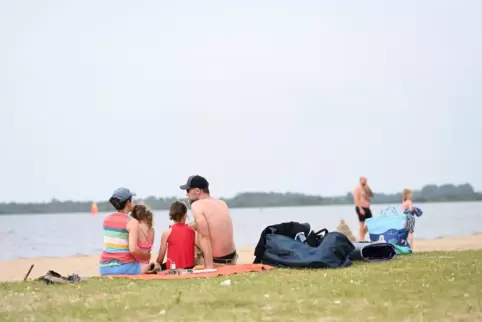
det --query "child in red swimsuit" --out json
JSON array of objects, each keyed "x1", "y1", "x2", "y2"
[
  {"x1": 130, "y1": 205, "x2": 155, "y2": 273},
  {"x1": 156, "y1": 201, "x2": 195, "y2": 270}
]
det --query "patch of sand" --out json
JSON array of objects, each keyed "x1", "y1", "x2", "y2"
[{"x1": 1, "y1": 234, "x2": 481, "y2": 282}]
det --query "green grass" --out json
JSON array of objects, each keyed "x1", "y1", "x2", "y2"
[{"x1": 1, "y1": 251, "x2": 481, "y2": 321}]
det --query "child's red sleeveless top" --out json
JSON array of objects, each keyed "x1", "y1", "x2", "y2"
[{"x1": 166, "y1": 223, "x2": 195, "y2": 269}]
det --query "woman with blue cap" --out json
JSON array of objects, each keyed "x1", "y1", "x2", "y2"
[{"x1": 99, "y1": 187, "x2": 151, "y2": 275}]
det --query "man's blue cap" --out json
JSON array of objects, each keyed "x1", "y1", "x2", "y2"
[{"x1": 111, "y1": 187, "x2": 136, "y2": 202}]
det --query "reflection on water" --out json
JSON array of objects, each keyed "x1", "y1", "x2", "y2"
[{"x1": 0, "y1": 202, "x2": 481, "y2": 260}]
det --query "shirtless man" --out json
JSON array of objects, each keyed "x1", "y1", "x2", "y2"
[
  {"x1": 180, "y1": 175, "x2": 237, "y2": 269},
  {"x1": 353, "y1": 176, "x2": 374, "y2": 241}
]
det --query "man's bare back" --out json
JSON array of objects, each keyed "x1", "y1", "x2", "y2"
[
  {"x1": 179, "y1": 175, "x2": 236, "y2": 268},
  {"x1": 191, "y1": 198, "x2": 235, "y2": 259}
]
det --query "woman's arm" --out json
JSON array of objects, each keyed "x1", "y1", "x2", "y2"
[
  {"x1": 156, "y1": 229, "x2": 170, "y2": 265},
  {"x1": 127, "y1": 219, "x2": 150, "y2": 260}
]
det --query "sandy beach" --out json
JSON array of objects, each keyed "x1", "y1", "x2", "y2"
[{"x1": 1, "y1": 233, "x2": 481, "y2": 282}]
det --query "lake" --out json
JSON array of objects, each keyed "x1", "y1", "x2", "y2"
[{"x1": 0, "y1": 202, "x2": 481, "y2": 260}]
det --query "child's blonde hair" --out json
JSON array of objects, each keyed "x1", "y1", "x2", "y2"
[
  {"x1": 131, "y1": 205, "x2": 153, "y2": 229},
  {"x1": 402, "y1": 188, "x2": 413, "y2": 201}
]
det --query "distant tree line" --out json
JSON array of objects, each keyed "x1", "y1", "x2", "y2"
[{"x1": 0, "y1": 183, "x2": 480, "y2": 215}]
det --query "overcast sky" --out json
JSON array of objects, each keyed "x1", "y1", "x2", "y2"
[{"x1": 1, "y1": 1, "x2": 481, "y2": 203}]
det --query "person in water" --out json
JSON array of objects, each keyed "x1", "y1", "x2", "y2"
[
  {"x1": 130, "y1": 204, "x2": 155, "y2": 273},
  {"x1": 402, "y1": 188, "x2": 423, "y2": 248},
  {"x1": 99, "y1": 188, "x2": 151, "y2": 276},
  {"x1": 156, "y1": 201, "x2": 195, "y2": 270},
  {"x1": 353, "y1": 176, "x2": 374, "y2": 241},
  {"x1": 180, "y1": 175, "x2": 237, "y2": 269}
]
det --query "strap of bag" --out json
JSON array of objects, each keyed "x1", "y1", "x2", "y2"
[
  {"x1": 380, "y1": 207, "x2": 399, "y2": 216},
  {"x1": 305, "y1": 228, "x2": 329, "y2": 247},
  {"x1": 313, "y1": 228, "x2": 328, "y2": 236}
]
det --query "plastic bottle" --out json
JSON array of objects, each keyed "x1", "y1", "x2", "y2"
[{"x1": 167, "y1": 258, "x2": 177, "y2": 274}]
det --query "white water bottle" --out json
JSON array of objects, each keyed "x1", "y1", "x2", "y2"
[{"x1": 167, "y1": 258, "x2": 176, "y2": 270}]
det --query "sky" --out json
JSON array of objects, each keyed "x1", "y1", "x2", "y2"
[{"x1": 0, "y1": 1, "x2": 481, "y2": 203}]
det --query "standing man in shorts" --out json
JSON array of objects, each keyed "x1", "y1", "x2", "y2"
[
  {"x1": 180, "y1": 175, "x2": 237, "y2": 269},
  {"x1": 353, "y1": 176, "x2": 374, "y2": 241}
]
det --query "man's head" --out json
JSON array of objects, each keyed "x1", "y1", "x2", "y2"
[
  {"x1": 359, "y1": 176, "x2": 368, "y2": 186},
  {"x1": 179, "y1": 175, "x2": 210, "y2": 204},
  {"x1": 109, "y1": 187, "x2": 136, "y2": 212}
]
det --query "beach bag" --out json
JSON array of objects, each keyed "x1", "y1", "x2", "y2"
[
  {"x1": 365, "y1": 207, "x2": 412, "y2": 255},
  {"x1": 260, "y1": 228, "x2": 355, "y2": 269}
]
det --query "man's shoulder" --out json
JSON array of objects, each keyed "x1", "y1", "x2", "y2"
[
  {"x1": 194, "y1": 197, "x2": 227, "y2": 206},
  {"x1": 216, "y1": 198, "x2": 229, "y2": 208},
  {"x1": 208, "y1": 198, "x2": 229, "y2": 211},
  {"x1": 190, "y1": 200, "x2": 206, "y2": 217},
  {"x1": 191, "y1": 200, "x2": 203, "y2": 210},
  {"x1": 192, "y1": 198, "x2": 229, "y2": 214}
]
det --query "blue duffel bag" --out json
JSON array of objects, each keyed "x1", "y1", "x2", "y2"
[{"x1": 259, "y1": 227, "x2": 355, "y2": 269}]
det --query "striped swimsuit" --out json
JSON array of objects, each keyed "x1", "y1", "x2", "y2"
[{"x1": 99, "y1": 213, "x2": 137, "y2": 268}]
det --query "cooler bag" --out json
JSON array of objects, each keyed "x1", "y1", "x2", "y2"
[{"x1": 365, "y1": 207, "x2": 412, "y2": 255}]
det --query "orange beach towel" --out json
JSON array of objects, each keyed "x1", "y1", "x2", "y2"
[{"x1": 107, "y1": 264, "x2": 274, "y2": 280}]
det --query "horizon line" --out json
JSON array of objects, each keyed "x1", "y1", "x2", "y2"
[{"x1": 0, "y1": 182, "x2": 478, "y2": 204}]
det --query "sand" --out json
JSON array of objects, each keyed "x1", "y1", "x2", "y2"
[{"x1": 1, "y1": 233, "x2": 481, "y2": 282}]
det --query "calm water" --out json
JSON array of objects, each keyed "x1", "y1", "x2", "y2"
[{"x1": 0, "y1": 202, "x2": 481, "y2": 261}]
